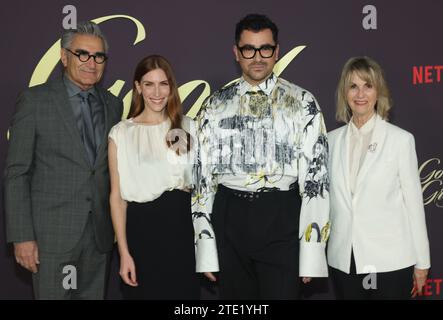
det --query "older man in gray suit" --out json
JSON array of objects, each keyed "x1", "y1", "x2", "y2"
[{"x1": 4, "y1": 21, "x2": 123, "y2": 299}]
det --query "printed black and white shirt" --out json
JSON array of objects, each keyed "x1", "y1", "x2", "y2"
[{"x1": 192, "y1": 73, "x2": 330, "y2": 276}]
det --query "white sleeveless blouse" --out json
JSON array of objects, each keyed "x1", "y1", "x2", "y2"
[{"x1": 109, "y1": 117, "x2": 194, "y2": 203}]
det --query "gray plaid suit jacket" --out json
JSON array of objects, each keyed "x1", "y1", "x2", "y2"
[{"x1": 4, "y1": 77, "x2": 123, "y2": 253}]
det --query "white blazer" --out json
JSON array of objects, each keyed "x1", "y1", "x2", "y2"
[{"x1": 327, "y1": 114, "x2": 430, "y2": 274}]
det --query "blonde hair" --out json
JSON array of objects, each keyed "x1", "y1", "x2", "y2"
[{"x1": 336, "y1": 56, "x2": 392, "y2": 123}]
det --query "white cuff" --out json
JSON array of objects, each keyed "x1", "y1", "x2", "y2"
[
  {"x1": 415, "y1": 261, "x2": 431, "y2": 270},
  {"x1": 195, "y1": 238, "x2": 219, "y2": 272},
  {"x1": 299, "y1": 241, "x2": 328, "y2": 277}
]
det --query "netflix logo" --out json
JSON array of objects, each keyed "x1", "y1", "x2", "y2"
[
  {"x1": 414, "y1": 278, "x2": 443, "y2": 297},
  {"x1": 413, "y1": 66, "x2": 443, "y2": 85}
]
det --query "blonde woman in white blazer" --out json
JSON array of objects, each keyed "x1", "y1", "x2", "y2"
[{"x1": 327, "y1": 56, "x2": 430, "y2": 299}]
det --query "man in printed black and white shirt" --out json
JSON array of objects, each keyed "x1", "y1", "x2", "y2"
[{"x1": 192, "y1": 13, "x2": 330, "y2": 299}]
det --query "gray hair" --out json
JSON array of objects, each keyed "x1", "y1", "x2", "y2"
[{"x1": 61, "y1": 21, "x2": 109, "y2": 53}]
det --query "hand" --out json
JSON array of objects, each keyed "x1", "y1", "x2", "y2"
[
  {"x1": 120, "y1": 253, "x2": 138, "y2": 287},
  {"x1": 302, "y1": 277, "x2": 312, "y2": 284},
  {"x1": 411, "y1": 268, "x2": 429, "y2": 298},
  {"x1": 204, "y1": 272, "x2": 217, "y2": 282},
  {"x1": 14, "y1": 241, "x2": 39, "y2": 273}
]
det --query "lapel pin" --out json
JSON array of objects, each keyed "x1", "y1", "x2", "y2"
[{"x1": 368, "y1": 143, "x2": 377, "y2": 152}]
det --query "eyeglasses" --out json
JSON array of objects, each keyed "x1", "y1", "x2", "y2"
[
  {"x1": 65, "y1": 49, "x2": 108, "y2": 64},
  {"x1": 237, "y1": 44, "x2": 277, "y2": 59}
]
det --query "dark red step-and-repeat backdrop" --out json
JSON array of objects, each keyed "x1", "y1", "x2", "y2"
[{"x1": 1, "y1": 0, "x2": 442, "y2": 299}]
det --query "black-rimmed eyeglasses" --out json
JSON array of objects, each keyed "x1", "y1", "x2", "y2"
[
  {"x1": 65, "y1": 49, "x2": 108, "y2": 64},
  {"x1": 237, "y1": 44, "x2": 277, "y2": 59}
]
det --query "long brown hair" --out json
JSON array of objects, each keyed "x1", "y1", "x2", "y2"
[{"x1": 128, "y1": 55, "x2": 190, "y2": 154}]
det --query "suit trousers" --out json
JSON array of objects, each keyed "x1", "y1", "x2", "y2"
[
  {"x1": 32, "y1": 214, "x2": 110, "y2": 299},
  {"x1": 212, "y1": 184, "x2": 301, "y2": 300},
  {"x1": 330, "y1": 251, "x2": 414, "y2": 300}
]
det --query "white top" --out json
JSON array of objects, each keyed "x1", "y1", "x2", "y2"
[
  {"x1": 109, "y1": 117, "x2": 194, "y2": 203},
  {"x1": 348, "y1": 114, "x2": 376, "y2": 196}
]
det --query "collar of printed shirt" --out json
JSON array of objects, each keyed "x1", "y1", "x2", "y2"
[{"x1": 239, "y1": 72, "x2": 277, "y2": 97}]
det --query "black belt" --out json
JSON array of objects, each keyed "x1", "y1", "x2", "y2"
[{"x1": 218, "y1": 184, "x2": 297, "y2": 202}]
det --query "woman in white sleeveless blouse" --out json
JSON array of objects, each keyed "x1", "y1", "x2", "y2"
[{"x1": 108, "y1": 55, "x2": 199, "y2": 299}]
